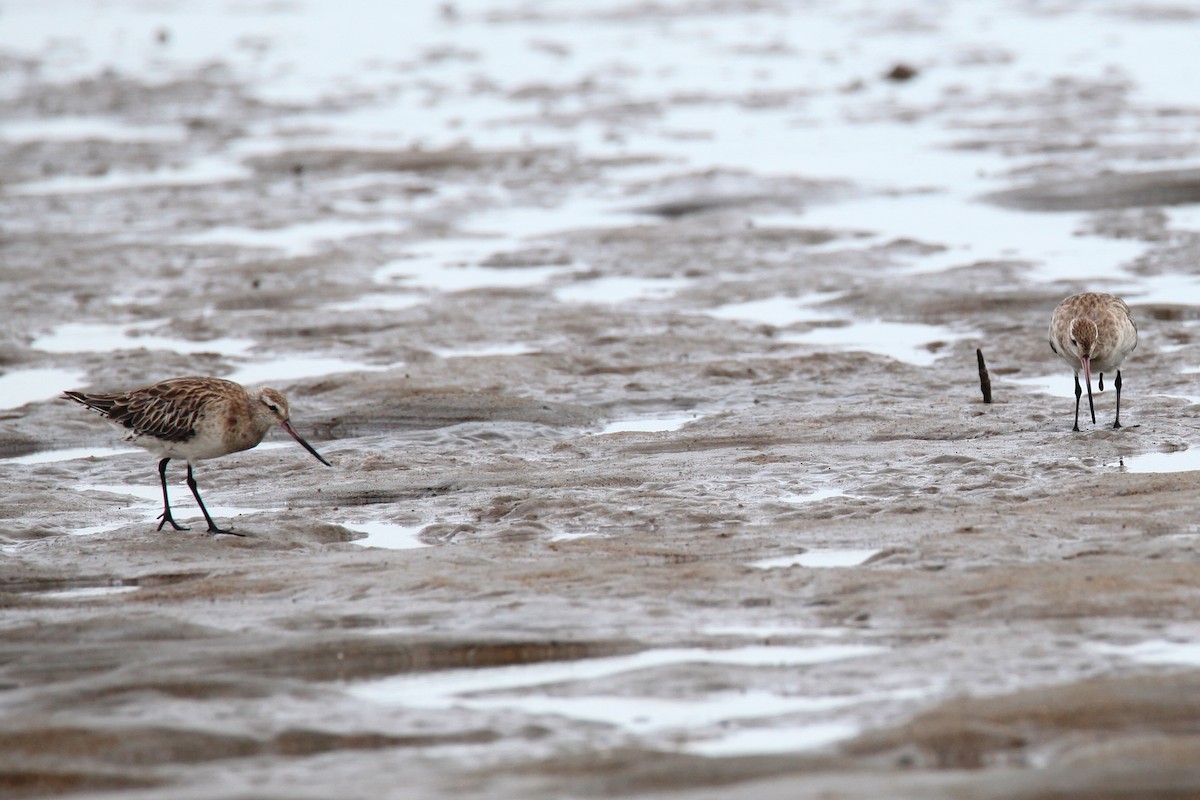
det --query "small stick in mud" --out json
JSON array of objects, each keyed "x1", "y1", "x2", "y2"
[{"x1": 976, "y1": 348, "x2": 992, "y2": 404}]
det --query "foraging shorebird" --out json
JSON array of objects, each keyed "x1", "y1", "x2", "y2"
[
  {"x1": 1048, "y1": 292, "x2": 1138, "y2": 431},
  {"x1": 64, "y1": 377, "x2": 331, "y2": 535}
]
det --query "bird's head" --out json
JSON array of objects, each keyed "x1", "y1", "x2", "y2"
[
  {"x1": 254, "y1": 387, "x2": 331, "y2": 467},
  {"x1": 1068, "y1": 317, "x2": 1099, "y2": 361},
  {"x1": 256, "y1": 387, "x2": 292, "y2": 423}
]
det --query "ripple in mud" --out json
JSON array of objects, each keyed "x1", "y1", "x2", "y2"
[
  {"x1": 2, "y1": 572, "x2": 205, "y2": 598},
  {"x1": 983, "y1": 168, "x2": 1200, "y2": 212},
  {"x1": 227, "y1": 638, "x2": 638, "y2": 682},
  {"x1": 0, "y1": 769, "x2": 160, "y2": 797},
  {"x1": 0, "y1": 724, "x2": 497, "y2": 770},
  {"x1": 349, "y1": 643, "x2": 892, "y2": 756}
]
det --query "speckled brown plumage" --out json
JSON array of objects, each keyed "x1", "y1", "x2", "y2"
[
  {"x1": 65, "y1": 376, "x2": 331, "y2": 534},
  {"x1": 1048, "y1": 292, "x2": 1138, "y2": 431}
]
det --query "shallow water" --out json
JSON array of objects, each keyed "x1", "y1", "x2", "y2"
[
  {"x1": 554, "y1": 276, "x2": 693, "y2": 305},
  {"x1": 33, "y1": 321, "x2": 255, "y2": 357},
  {"x1": 782, "y1": 320, "x2": 974, "y2": 366},
  {"x1": 0, "y1": 367, "x2": 85, "y2": 410},
  {"x1": 706, "y1": 291, "x2": 845, "y2": 327},
  {"x1": 344, "y1": 522, "x2": 429, "y2": 550},
  {"x1": 39, "y1": 585, "x2": 141, "y2": 600},
  {"x1": 1116, "y1": 449, "x2": 1200, "y2": 474},
  {"x1": 0, "y1": 116, "x2": 186, "y2": 142},
  {"x1": 750, "y1": 549, "x2": 881, "y2": 570},
  {"x1": 598, "y1": 413, "x2": 699, "y2": 435},
  {"x1": 8, "y1": 155, "x2": 250, "y2": 195},
  {"x1": 5, "y1": 446, "x2": 139, "y2": 465},
  {"x1": 223, "y1": 356, "x2": 390, "y2": 386},
  {"x1": 350, "y1": 644, "x2": 887, "y2": 706},
  {"x1": 1090, "y1": 639, "x2": 1200, "y2": 667},
  {"x1": 683, "y1": 720, "x2": 863, "y2": 757},
  {"x1": 348, "y1": 643, "x2": 889, "y2": 754},
  {"x1": 177, "y1": 218, "x2": 411, "y2": 259},
  {"x1": 779, "y1": 488, "x2": 846, "y2": 504}
]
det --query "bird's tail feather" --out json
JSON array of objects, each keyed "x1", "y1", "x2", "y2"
[{"x1": 63, "y1": 390, "x2": 120, "y2": 417}]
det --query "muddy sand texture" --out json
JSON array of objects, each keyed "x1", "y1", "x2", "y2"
[{"x1": 6, "y1": 4, "x2": 1200, "y2": 800}]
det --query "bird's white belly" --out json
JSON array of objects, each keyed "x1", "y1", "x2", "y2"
[{"x1": 124, "y1": 427, "x2": 232, "y2": 461}]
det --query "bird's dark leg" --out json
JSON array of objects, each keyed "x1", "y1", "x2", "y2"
[
  {"x1": 156, "y1": 458, "x2": 189, "y2": 531},
  {"x1": 1072, "y1": 373, "x2": 1082, "y2": 432},
  {"x1": 185, "y1": 463, "x2": 240, "y2": 536},
  {"x1": 1113, "y1": 370, "x2": 1123, "y2": 429}
]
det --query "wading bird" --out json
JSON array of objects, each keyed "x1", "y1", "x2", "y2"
[
  {"x1": 1048, "y1": 292, "x2": 1138, "y2": 431},
  {"x1": 65, "y1": 376, "x2": 331, "y2": 534}
]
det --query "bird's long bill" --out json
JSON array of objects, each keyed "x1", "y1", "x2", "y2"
[
  {"x1": 1081, "y1": 355, "x2": 1096, "y2": 425},
  {"x1": 281, "y1": 421, "x2": 332, "y2": 466}
]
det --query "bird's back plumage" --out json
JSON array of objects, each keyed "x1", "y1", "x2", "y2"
[{"x1": 64, "y1": 377, "x2": 258, "y2": 460}]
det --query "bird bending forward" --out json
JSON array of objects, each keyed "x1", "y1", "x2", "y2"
[
  {"x1": 1048, "y1": 292, "x2": 1138, "y2": 431},
  {"x1": 65, "y1": 376, "x2": 331, "y2": 534}
]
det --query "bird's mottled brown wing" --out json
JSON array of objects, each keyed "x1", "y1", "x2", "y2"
[{"x1": 64, "y1": 378, "x2": 215, "y2": 443}]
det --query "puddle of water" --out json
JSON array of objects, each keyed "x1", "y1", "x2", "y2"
[
  {"x1": 467, "y1": 199, "x2": 645, "y2": 242},
  {"x1": 705, "y1": 291, "x2": 845, "y2": 327},
  {"x1": 39, "y1": 586, "x2": 140, "y2": 600},
  {"x1": 344, "y1": 522, "x2": 429, "y2": 550},
  {"x1": 33, "y1": 321, "x2": 255, "y2": 356},
  {"x1": 350, "y1": 644, "x2": 886, "y2": 707},
  {"x1": 69, "y1": 522, "x2": 129, "y2": 538},
  {"x1": 781, "y1": 321, "x2": 973, "y2": 366},
  {"x1": 375, "y1": 252, "x2": 572, "y2": 293},
  {"x1": 0, "y1": 367, "x2": 85, "y2": 410},
  {"x1": 779, "y1": 488, "x2": 845, "y2": 504},
  {"x1": 223, "y1": 355, "x2": 390, "y2": 385},
  {"x1": 682, "y1": 720, "x2": 861, "y2": 757},
  {"x1": 800, "y1": 192, "x2": 1147, "y2": 284},
  {"x1": 349, "y1": 643, "x2": 887, "y2": 753},
  {"x1": 553, "y1": 276, "x2": 692, "y2": 306},
  {"x1": 1116, "y1": 449, "x2": 1200, "y2": 474},
  {"x1": 431, "y1": 343, "x2": 538, "y2": 360},
  {"x1": 5, "y1": 446, "x2": 139, "y2": 465},
  {"x1": 1090, "y1": 639, "x2": 1200, "y2": 667},
  {"x1": 1008, "y1": 373, "x2": 1072, "y2": 398},
  {"x1": 750, "y1": 549, "x2": 881, "y2": 570},
  {"x1": 549, "y1": 532, "x2": 601, "y2": 543},
  {"x1": 597, "y1": 413, "x2": 697, "y2": 435},
  {"x1": 462, "y1": 689, "x2": 862, "y2": 736},
  {"x1": 330, "y1": 292, "x2": 427, "y2": 312},
  {"x1": 8, "y1": 155, "x2": 250, "y2": 195},
  {"x1": 1118, "y1": 274, "x2": 1200, "y2": 307},
  {"x1": 177, "y1": 218, "x2": 409, "y2": 259},
  {"x1": 0, "y1": 116, "x2": 185, "y2": 143}
]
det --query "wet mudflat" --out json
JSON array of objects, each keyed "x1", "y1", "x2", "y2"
[{"x1": 4, "y1": 1, "x2": 1200, "y2": 798}]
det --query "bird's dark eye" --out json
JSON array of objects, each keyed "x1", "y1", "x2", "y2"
[{"x1": 1070, "y1": 338, "x2": 1077, "y2": 345}]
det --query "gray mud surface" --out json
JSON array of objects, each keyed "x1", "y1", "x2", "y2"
[{"x1": 5, "y1": 4, "x2": 1200, "y2": 799}]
